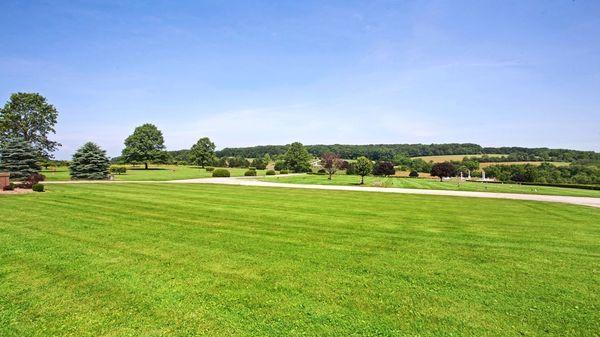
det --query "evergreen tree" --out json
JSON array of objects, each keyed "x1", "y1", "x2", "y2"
[
  {"x1": 69, "y1": 142, "x2": 110, "y2": 180},
  {"x1": 0, "y1": 138, "x2": 40, "y2": 181}
]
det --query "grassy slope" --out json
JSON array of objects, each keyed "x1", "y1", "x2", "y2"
[
  {"x1": 1, "y1": 184, "x2": 599, "y2": 336},
  {"x1": 260, "y1": 174, "x2": 600, "y2": 197},
  {"x1": 42, "y1": 165, "x2": 265, "y2": 181}
]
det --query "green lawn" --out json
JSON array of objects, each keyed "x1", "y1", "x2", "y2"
[
  {"x1": 261, "y1": 174, "x2": 600, "y2": 197},
  {"x1": 42, "y1": 165, "x2": 266, "y2": 181},
  {"x1": 1, "y1": 184, "x2": 599, "y2": 336}
]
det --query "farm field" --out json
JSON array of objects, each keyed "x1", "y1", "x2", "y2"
[
  {"x1": 1, "y1": 183, "x2": 599, "y2": 336},
  {"x1": 261, "y1": 174, "x2": 600, "y2": 197},
  {"x1": 479, "y1": 161, "x2": 571, "y2": 168},
  {"x1": 411, "y1": 154, "x2": 504, "y2": 162},
  {"x1": 42, "y1": 165, "x2": 266, "y2": 181}
]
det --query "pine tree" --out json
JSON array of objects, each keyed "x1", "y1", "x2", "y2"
[
  {"x1": 0, "y1": 138, "x2": 40, "y2": 181},
  {"x1": 69, "y1": 142, "x2": 110, "y2": 180}
]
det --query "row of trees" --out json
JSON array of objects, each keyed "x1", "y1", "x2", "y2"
[{"x1": 217, "y1": 143, "x2": 600, "y2": 162}]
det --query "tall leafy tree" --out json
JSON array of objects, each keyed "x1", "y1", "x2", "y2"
[
  {"x1": 121, "y1": 124, "x2": 167, "y2": 169},
  {"x1": 284, "y1": 142, "x2": 311, "y2": 173},
  {"x1": 320, "y1": 152, "x2": 342, "y2": 180},
  {"x1": 355, "y1": 156, "x2": 373, "y2": 185},
  {"x1": 0, "y1": 138, "x2": 41, "y2": 181},
  {"x1": 190, "y1": 137, "x2": 216, "y2": 168},
  {"x1": 0, "y1": 93, "x2": 60, "y2": 158},
  {"x1": 69, "y1": 142, "x2": 111, "y2": 180},
  {"x1": 430, "y1": 162, "x2": 457, "y2": 181}
]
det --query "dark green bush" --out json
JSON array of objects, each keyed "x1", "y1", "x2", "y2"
[
  {"x1": 212, "y1": 169, "x2": 230, "y2": 177},
  {"x1": 110, "y1": 166, "x2": 127, "y2": 175},
  {"x1": 205, "y1": 167, "x2": 215, "y2": 172},
  {"x1": 266, "y1": 170, "x2": 276, "y2": 175},
  {"x1": 32, "y1": 183, "x2": 44, "y2": 192},
  {"x1": 280, "y1": 169, "x2": 289, "y2": 174},
  {"x1": 248, "y1": 167, "x2": 257, "y2": 171},
  {"x1": 244, "y1": 170, "x2": 257, "y2": 176},
  {"x1": 409, "y1": 170, "x2": 419, "y2": 178},
  {"x1": 317, "y1": 169, "x2": 327, "y2": 175}
]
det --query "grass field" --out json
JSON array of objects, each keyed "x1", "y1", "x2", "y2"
[
  {"x1": 42, "y1": 165, "x2": 266, "y2": 181},
  {"x1": 1, "y1": 183, "x2": 599, "y2": 336},
  {"x1": 261, "y1": 174, "x2": 600, "y2": 197},
  {"x1": 412, "y1": 154, "x2": 505, "y2": 162},
  {"x1": 479, "y1": 161, "x2": 571, "y2": 168}
]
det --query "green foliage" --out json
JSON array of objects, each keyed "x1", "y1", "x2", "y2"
[
  {"x1": 121, "y1": 124, "x2": 167, "y2": 169},
  {"x1": 70, "y1": 142, "x2": 111, "y2": 180},
  {"x1": 484, "y1": 163, "x2": 600, "y2": 185},
  {"x1": 251, "y1": 157, "x2": 267, "y2": 170},
  {"x1": 205, "y1": 167, "x2": 215, "y2": 172},
  {"x1": 190, "y1": 137, "x2": 216, "y2": 168},
  {"x1": 244, "y1": 170, "x2": 257, "y2": 176},
  {"x1": 0, "y1": 138, "x2": 41, "y2": 181},
  {"x1": 212, "y1": 169, "x2": 231, "y2": 177},
  {"x1": 110, "y1": 166, "x2": 127, "y2": 175},
  {"x1": 32, "y1": 183, "x2": 44, "y2": 192},
  {"x1": 409, "y1": 170, "x2": 419, "y2": 178},
  {"x1": 280, "y1": 169, "x2": 289, "y2": 174},
  {"x1": 355, "y1": 157, "x2": 373, "y2": 184},
  {"x1": 274, "y1": 160, "x2": 287, "y2": 171},
  {"x1": 430, "y1": 162, "x2": 457, "y2": 181},
  {"x1": 0, "y1": 92, "x2": 60, "y2": 158},
  {"x1": 266, "y1": 170, "x2": 276, "y2": 175},
  {"x1": 284, "y1": 142, "x2": 311, "y2": 173},
  {"x1": 346, "y1": 162, "x2": 357, "y2": 175},
  {"x1": 372, "y1": 161, "x2": 395, "y2": 176}
]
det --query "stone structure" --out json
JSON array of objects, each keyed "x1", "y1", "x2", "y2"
[{"x1": 0, "y1": 172, "x2": 9, "y2": 189}]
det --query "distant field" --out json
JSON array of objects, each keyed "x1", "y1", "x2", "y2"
[
  {"x1": 261, "y1": 174, "x2": 600, "y2": 197},
  {"x1": 480, "y1": 161, "x2": 570, "y2": 168},
  {"x1": 1, "y1": 183, "x2": 598, "y2": 335},
  {"x1": 412, "y1": 154, "x2": 504, "y2": 162},
  {"x1": 42, "y1": 165, "x2": 266, "y2": 181}
]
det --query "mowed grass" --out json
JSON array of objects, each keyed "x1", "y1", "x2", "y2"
[
  {"x1": 1, "y1": 184, "x2": 599, "y2": 336},
  {"x1": 42, "y1": 165, "x2": 266, "y2": 181},
  {"x1": 261, "y1": 174, "x2": 600, "y2": 197}
]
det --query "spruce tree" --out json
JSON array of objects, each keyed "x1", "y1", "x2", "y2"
[
  {"x1": 69, "y1": 142, "x2": 110, "y2": 180},
  {"x1": 0, "y1": 138, "x2": 40, "y2": 181}
]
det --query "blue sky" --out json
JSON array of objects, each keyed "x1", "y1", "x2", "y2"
[{"x1": 1, "y1": 0, "x2": 599, "y2": 159}]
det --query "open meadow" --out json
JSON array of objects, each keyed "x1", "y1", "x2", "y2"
[
  {"x1": 42, "y1": 165, "x2": 266, "y2": 181},
  {"x1": 261, "y1": 174, "x2": 600, "y2": 197},
  {"x1": 1, "y1": 183, "x2": 599, "y2": 336}
]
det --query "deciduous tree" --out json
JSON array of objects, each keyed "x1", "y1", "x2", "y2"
[
  {"x1": 0, "y1": 93, "x2": 60, "y2": 158},
  {"x1": 355, "y1": 156, "x2": 373, "y2": 185},
  {"x1": 320, "y1": 152, "x2": 342, "y2": 180},
  {"x1": 190, "y1": 137, "x2": 216, "y2": 168},
  {"x1": 284, "y1": 142, "x2": 311, "y2": 173},
  {"x1": 121, "y1": 124, "x2": 167, "y2": 169},
  {"x1": 430, "y1": 162, "x2": 457, "y2": 181}
]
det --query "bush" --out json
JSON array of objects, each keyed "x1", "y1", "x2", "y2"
[
  {"x1": 110, "y1": 166, "x2": 127, "y2": 175},
  {"x1": 3, "y1": 183, "x2": 15, "y2": 191},
  {"x1": 274, "y1": 160, "x2": 287, "y2": 171},
  {"x1": 32, "y1": 183, "x2": 44, "y2": 192},
  {"x1": 205, "y1": 167, "x2": 215, "y2": 172},
  {"x1": 317, "y1": 168, "x2": 327, "y2": 175},
  {"x1": 346, "y1": 162, "x2": 357, "y2": 175},
  {"x1": 266, "y1": 170, "x2": 276, "y2": 175},
  {"x1": 409, "y1": 170, "x2": 419, "y2": 178},
  {"x1": 248, "y1": 167, "x2": 257, "y2": 171},
  {"x1": 19, "y1": 173, "x2": 46, "y2": 189},
  {"x1": 244, "y1": 170, "x2": 257, "y2": 176},
  {"x1": 280, "y1": 169, "x2": 289, "y2": 174},
  {"x1": 212, "y1": 169, "x2": 230, "y2": 177}
]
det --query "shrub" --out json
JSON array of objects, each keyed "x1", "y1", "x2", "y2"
[
  {"x1": 110, "y1": 166, "x2": 127, "y2": 175},
  {"x1": 19, "y1": 173, "x2": 45, "y2": 189},
  {"x1": 32, "y1": 183, "x2": 44, "y2": 192},
  {"x1": 205, "y1": 167, "x2": 215, "y2": 172},
  {"x1": 274, "y1": 160, "x2": 287, "y2": 171},
  {"x1": 266, "y1": 170, "x2": 276, "y2": 175},
  {"x1": 317, "y1": 168, "x2": 327, "y2": 175},
  {"x1": 212, "y1": 169, "x2": 230, "y2": 177},
  {"x1": 346, "y1": 162, "x2": 357, "y2": 175},
  {"x1": 244, "y1": 170, "x2": 257, "y2": 176},
  {"x1": 3, "y1": 183, "x2": 15, "y2": 191},
  {"x1": 409, "y1": 170, "x2": 419, "y2": 178},
  {"x1": 248, "y1": 167, "x2": 257, "y2": 171},
  {"x1": 280, "y1": 169, "x2": 289, "y2": 174}
]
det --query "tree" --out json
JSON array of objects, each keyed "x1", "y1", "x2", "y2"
[
  {"x1": 320, "y1": 152, "x2": 342, "y2": 180},
  {"x1": 430, "y1": 162, "x2": 457, "y2": 181},
  {"x1": 189, "y1": 137, "x2": 216, "y2": 168},
  {"x1": 372, "y1": 161, "x2": 395, "y2": 176},
  {"x1": 263, "y1": 153, "x2": 271, "y2": 165},
  {"x1": 0, "y1": 93, "x2": 60, "y2": 158},
  {"x1": 121, "y1": 124, "x2": 167, "y2": 169},
  {"x1": 252, "y1": 156, "x2": 267, "y2": 170},
  {"x1": 284, "y1": 142, "x2": 311, "y2": 173},
  {"x1": 355, "y1": 156, "x2": 373, "y2": 184},
  {"x1": 69, "y1": 142, "x2": 110, "y2": 180},
  {"x1": 0, "y1": 138, "x2": 41, "y2": 181}
]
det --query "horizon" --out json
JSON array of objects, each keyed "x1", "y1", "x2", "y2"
[{"x1": 2, "y1": 1, "x2": 599, "y2": 160}]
